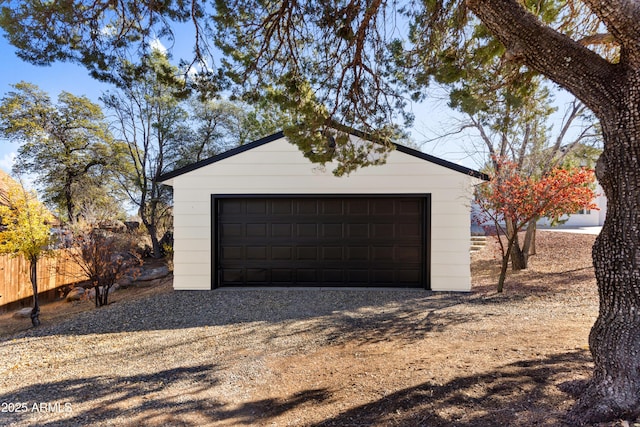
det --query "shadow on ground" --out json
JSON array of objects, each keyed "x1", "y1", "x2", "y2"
[
  {"x1": 1, "y1": 289, "x2": 491, "y2": 345},
  {"x1": 0, "y1": 351, "x2": 594, "y2": 427},
  {"x1": 307, "y1": 350, "x2": 593, "y2": 427},
  {"x1": 0, "y1": 362, "x2": 331, "y2": 427}
]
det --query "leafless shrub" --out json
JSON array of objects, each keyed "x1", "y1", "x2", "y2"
[{"x1": 68, "y1": 228, "x2": 142, "y2": 307}]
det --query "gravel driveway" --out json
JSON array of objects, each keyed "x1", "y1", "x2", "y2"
[
  {"x1": 1, "y1": 287, "x2": 458, "y2": 427},
  {"x1": 1, "y1": 232, "x2": 601, "y2": 427}
]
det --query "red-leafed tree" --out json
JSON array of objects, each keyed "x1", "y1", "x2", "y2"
[{"x1": 476, "y1": 159, "x2": 597, "y2": 292}]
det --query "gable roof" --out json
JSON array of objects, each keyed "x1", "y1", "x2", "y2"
[{"x1": 158, "y1": 130, "x2": 489, "y2": 182}]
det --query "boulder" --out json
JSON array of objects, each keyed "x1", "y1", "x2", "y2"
[
  {"x1": 65, "y1": 287, "x2": 85, "y2": 302},
  {"x1": 87, "y1": 285, "x2": 118, "y2": 300},
  {"x1": 116, "y1": 276, "x2": 134, "y2": 287},
  {"x1": 13, "y1": 307, "x2": 32, "y2": 319},
  {"x1": 136, "y1": 266, "x2": 169, "y2": 282}
]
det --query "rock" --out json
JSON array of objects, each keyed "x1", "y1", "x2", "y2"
[
  {"x1": 65, "y1": 287, "x2": 85, "y2": 302},
  {"x1": 136, "y1": 266, "x2": 169, "y2": 282},
  {"x1": 124, "y1": 221, "x2": 140, "y2": 232},
  {"x1": 13, "y1": 307, "x2": 32, "y2": 319},
  {"x1": 117, "y1": 276, "x2": 133, "y2": 287},
  {"x1": 87, "y1": 285, "x2": 118, "y2": 300}
]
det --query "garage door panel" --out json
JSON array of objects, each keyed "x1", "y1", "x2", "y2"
[
  {"x1": 222, "y1": 268, "x2": 243, "y2": 282},
  {"x1": 373, "y1": 270, "x2": 394, "y2": 283},
  {"x1": 297, "y1": 269, "x2": 317, "y2": 282},
  {"x1": 297, "y1": 199, "x2": 318, "y2": 214},
  {"x1": 246, "y1": 268, "x2": 268, "y2": 283},
  {"x1": 323, "y1": 247, "x2": 343, "y2": 260},
  {"x1": 323, "y1": 223, "x2": 343, "y2": 237},
  {"x1": 297, "y1": 223, "x2": 318, "y2": 237},
  {"x1": 399, "y1": 199, "x2": 421, "y2": 214},
  {"x1": 246, "y1": 246, "x2": 267, "y2": 260},
  {"x1": 397, "y1": 246, "x2": 422, "y2": 262},
  {"x1": 372, "y1": 223, "x2": 394, "y2": 236},
  {"x1": 398, "y1": 223, "x2": 421, "y2": 237},
  {"x1": 215, "y1": 196, "x2": 428, "y2": 287},
  {"x1": 246, "y1": 199, "x2": 267, "y2": 214},
  {"x1": 373, "y1": 246, "x2": 394, "y2": 260},
  {"x1": 347, "y1": 199, "x2": 369, "y2": 214},
  {"x1": 221, "y1": 200, "x2": 242, "y2": 214},
  {"x1": 398, "y1": 270, "x2": 421, "y2": 283},
  {"x1": 347, "y1": 223, "x2": 369, "y2": 238},
  {"x1": 272, "y1": 269, "x2": 293, "y2": 282},
  {"x1": 271, "y1": 199, "x2": 293, "y2": 214},
  {"x1": 297, "y1": 247, "x2": 318, "y2": 260},
  {"x1": 372, "y1": 199, "x2": 394, "y2": 214},
  {"x1": 271, "y1": 223, "x2": 292, "y2": 237},
  {"x1": 347, "y1": 270, "x2": 369, "y2": 283},
  {"x1": 272, "y1": 246, "x2": 292, "y2": 260},
  {"x1": 246, "y1": 223, "x2": 267, "y2": 237},
  {"x1": 221, "y1": 246, "x2": 243, "y2": 260},
  {"x1": 322, "y1": 200, "x2": 344, "y2": 214},
  {"x1": 348, "y1": 246, "x2": 369, "y2": 260},
  {"x1": 323, "y1": 269, "x2": 344, "y2": 283},
  {"x1": 221, "y1": 223, "x2": 242, "y2": 237}
]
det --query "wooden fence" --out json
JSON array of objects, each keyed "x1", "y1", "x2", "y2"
[{"x1": 0, "y1": 250, "x2": 85, "y2": 307}]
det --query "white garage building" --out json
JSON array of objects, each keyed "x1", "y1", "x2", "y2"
[{"x1": 159, "y1": 131, "x2": 487, "y2": 292}]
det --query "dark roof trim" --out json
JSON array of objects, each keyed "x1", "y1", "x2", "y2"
[
  {"x1": 159, "y1": 131, "x2": 285, "y2": 181},
  {"x1": 158, "y1": 129, "x2": 489, "y2": 182},
  {"x1": 394, "y1": 145, "x2": 489, "y2": 180}
]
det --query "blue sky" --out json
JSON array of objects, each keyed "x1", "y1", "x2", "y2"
[
  {"x1": 0, "y1": 36, "x2": 113, "y2": 172},
  {"x1": 0, "y1": 26, "x2": 487, "y2": 178}
]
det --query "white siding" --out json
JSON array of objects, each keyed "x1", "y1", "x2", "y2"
[{"x1": 166, "y1": 136, "x2": 478, "y2": 291}]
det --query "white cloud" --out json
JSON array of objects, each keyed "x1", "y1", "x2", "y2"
[
  {"x1": 0, "y1": 152, "x2": 16, "y2": 173},
  {"x1": 150, "y1": 38, "x2": 168, "y2": 55}
]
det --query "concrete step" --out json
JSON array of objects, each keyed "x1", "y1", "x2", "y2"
[{"x1": 470, "y1": 235, "x2": 487, "y2": 252}]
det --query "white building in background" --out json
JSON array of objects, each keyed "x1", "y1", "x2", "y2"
[{"x1": 537, "y1": 181, "x2": 607, "y2": 228}]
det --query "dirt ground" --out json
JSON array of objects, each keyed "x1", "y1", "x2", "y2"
[
  {"x1": 0, "y1": 270, "x2": 174, "y2": 338},
  {"x1": 1, "y1": 231, "x2": 618, "y2": 426},
  {"x1": 243, "y1": 231, "x2": 603, "y2": 426}
]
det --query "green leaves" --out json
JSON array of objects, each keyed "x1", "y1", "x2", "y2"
[
  {"x1": 0, "y1": 0, "x2": 196, "y2": 82},
  {"x1": 213, "y1": 0, "x2": 406, "y2": 153},
  {"x1": 0, "y1": 82, "x2": 127, "y2": 223}
]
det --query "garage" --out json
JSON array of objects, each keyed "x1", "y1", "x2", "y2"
[
  {"x1": 213, "y1": 195, "x2": 429, "y2": 287},
  {"x1": 159, "y1": 131, "x2": 486, "y2": 292}
]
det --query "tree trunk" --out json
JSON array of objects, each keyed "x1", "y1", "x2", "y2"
[
  {"x1": 507, "y1": 218, "x2": 527, "y2": 271},
  {"x1": 29, "y1": 258, "x2": 40, "y2": 327},
  {"x1": 509, "y1": 238, "x2": 526, "y2": 270},
  {"x1": 513, "y1": 219, "x2": 537, "y2": 270},
  {"x1": 64, "y1": 174, "x2": 76, "y2": 224},
  {"x1": 101, "y1": 285, "x2": 110, "y2": 306},
  {"x1": 567, "y1": 103, "x2": 640, "y2": 423},
  {"x1": 522, "y1": 220, "x2": 536, "y2": 258},
  {"x1": 464, "y1": 1, "x2": 640, "y2": 423},
  {"x1": 498, "y1": 234, "x2": 517, "y2": 293},
  {"x1": 146, "y1": 222, "x2": 162, "y2": 259},
  {"x1": 140, "y1": 202, "x2": 162, "y2": 259}
]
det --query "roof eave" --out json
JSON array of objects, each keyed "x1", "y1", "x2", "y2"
[{"x1": 157, "y1": 129, "x2": 489, "y2": 182}]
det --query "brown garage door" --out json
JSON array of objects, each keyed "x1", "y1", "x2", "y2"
[{"x1": 213, "y1": 195, "x2": 429, "y2": 288}]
